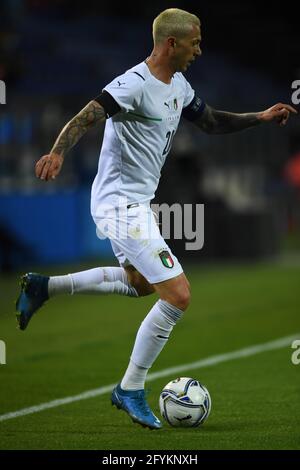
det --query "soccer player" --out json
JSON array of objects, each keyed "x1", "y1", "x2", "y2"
[{"x1": 16, "y1": 8, "x2": 296, "y2": 429}]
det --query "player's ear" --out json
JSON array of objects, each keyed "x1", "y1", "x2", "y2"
[{"x1": 167, "y1": 37, "x2": 176, "y2": 49}]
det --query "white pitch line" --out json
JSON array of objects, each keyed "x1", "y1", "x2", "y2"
[{"x1": 0, "y1": 333, "x2": 298, "y2": 423}]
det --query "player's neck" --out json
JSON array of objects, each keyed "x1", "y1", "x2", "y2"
[{"x1": 145, "y1": 53, "x2": 174, "y2": 85}]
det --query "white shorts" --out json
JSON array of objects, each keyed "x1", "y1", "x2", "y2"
[{"x1": 92, "y1": 203, "x2": 183, "y2": 284}]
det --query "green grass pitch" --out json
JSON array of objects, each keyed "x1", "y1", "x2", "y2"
[{"x1": 0, "y1": 261, "x2": 299, "y2": 450}]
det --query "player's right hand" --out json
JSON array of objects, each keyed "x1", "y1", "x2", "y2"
[{"x1": 35, "y1": 153, "x2": 64, "y2": 181}]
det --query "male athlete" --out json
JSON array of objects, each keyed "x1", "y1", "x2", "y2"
[{"x1": 16, "y1": 9, "x2": 296, "y2": 429}]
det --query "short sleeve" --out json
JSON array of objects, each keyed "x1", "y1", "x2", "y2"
[
  {"x1": 182, "y1": 75, "x2": 196, "y2": 108},
  {"x1": 103, "y1": 72, "x2": 144, "y2": 113},
  {"x1": 180, "y1": 75, "x2": 206, "y2": 121}
]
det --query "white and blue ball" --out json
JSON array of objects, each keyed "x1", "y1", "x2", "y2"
[{"x1": 159, "y1": 377, "x2": 211, "y2": 427}]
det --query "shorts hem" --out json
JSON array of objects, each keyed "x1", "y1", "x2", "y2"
[
  {"x1": 117, "y1": 260, "x2": 183, "y2": 284},
  {"x1": 146, "y1": 267, "x2": 184, "y2": 285}
]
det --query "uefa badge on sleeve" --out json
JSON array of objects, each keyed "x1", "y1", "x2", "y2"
[{"x1": 159, "y1": 250, "x2": 174, "y2": 268}]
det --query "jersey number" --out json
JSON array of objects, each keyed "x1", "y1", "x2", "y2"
[{"x1": 163, "y1": 130, "x2": 175, "y2": 156}]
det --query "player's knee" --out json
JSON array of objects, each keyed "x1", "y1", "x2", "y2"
[
  {"x1": 175, "y1": 288, "x2": 191, "y2": 311},
  {"x1": 174, "y1": 277, "x2": 191, "y2": 310},
  {"x1": 164, "y1": 287, "x2": 191, "y2": 311}
]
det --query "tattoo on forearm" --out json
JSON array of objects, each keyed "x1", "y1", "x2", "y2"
[
  {"x1": 196, "y1": 105, "x2": 261, "y2": 135},
  {"x1": 51, "y1": 101, "x2": 106, "y2": 157}
]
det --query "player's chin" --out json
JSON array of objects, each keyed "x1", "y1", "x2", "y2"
[
  {"x1": 180, "y1": 63, "x2": 190, "y2": 72},
  {"x1": 185, "y1": 61, "x2": 194, "y2": 70},
  {"x1": 176, "y1": 61, "x2": 192, "y2": 73}
]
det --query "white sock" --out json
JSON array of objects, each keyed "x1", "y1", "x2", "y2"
[
  {"x1": 120, "y1": 361, "x2": 147, "y2": 390},
  {"x1": 48, "y1": 274, "x2": 73, "y2": 296},
  {"x1": 48, "y1": 267, "x2": 138, "y2": 297},
  {"x1": 121, "y1": 300, "x2": 183, "y2": 390}
]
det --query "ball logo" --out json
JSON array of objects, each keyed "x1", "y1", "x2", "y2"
[{"x1": 0, "y1": 340, "x2": 6, "y2": 365}]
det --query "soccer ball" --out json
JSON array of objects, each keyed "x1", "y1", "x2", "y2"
[{"x1": 159, "y1": 377, "x2": 211, "y2": 427}]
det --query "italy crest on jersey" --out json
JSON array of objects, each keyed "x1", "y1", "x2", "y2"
[{"x1": 159, "y1": 250, "x2": 174, "y2": 268}]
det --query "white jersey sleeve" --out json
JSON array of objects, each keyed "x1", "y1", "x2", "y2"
[
  {"x1": 181, "y1": 74, "x2": 196, "y2": 108},
  {"x1": 103, "y1": 72, "x2": 144, "y2": 113}
]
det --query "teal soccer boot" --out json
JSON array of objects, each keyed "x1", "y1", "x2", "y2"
[
  {"x1": 111, "y1": 384, "x2": 162, "y2": 430},
  {"x1": 16, "y1": 273, "x2": 49, "y2": 330}
]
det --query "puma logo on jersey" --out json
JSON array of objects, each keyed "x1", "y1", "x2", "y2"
[
  {"x1": 164, "y1": 98, "x2": 178, "y2": 112},
  {"x1": 117, "y1": 81, "x2": 125, "y2": 86}
]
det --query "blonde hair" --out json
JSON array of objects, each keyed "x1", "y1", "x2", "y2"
[{"x1": 153, "y1": 8, "x2": 200, "y2": 45}]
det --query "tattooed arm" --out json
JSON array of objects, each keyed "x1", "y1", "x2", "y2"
[
  {"x1": 195, "y1": 102, "x2": 297, "y2": 135},
  {"x1": 51, "y1": 100, "x2": 106, "y2": 156},
  {"x1": 36, "y1": 100, "x2": 106, "y2": 181}
]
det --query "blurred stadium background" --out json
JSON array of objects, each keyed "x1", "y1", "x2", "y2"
[
  {"x1": 0, "y1": 0, "x2": 300, "y2": 451},
  {"x1": 1, "y1": 0, "x2": 300, "y2": 268}
]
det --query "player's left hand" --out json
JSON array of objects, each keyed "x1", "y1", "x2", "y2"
[
  {"x1": 259, "y1": 103, "x2": 297, "y2": 127},
  {"x1": 35, "y1": 152, "x2": 64, "y2": 181}
]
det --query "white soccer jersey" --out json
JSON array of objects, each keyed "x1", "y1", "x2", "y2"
[{"x1": 91, "y1": 61, "x2": 195, "y2": 213}]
